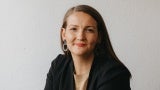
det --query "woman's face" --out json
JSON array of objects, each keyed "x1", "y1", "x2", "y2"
[{"x1": 62, "y1": 12, "x2": 98, "y2": 57}]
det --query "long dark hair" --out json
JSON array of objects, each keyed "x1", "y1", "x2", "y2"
[{"x1": 60, "y1": 5, "x2": 123, "y2": 64}]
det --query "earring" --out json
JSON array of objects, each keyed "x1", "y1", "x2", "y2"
[{"x1": 63, "y1": 40, "x2": 68, "y2": 51}]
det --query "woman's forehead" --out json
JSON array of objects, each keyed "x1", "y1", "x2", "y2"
[{"x1": 66, "y1": 12, "x2": 97, "y2": 27}]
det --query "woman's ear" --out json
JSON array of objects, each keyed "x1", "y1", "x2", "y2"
[{"x1": 61, "y1": 28, "x2": 66, "y2": 41}]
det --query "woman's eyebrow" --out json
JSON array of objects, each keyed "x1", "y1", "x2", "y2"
[
  {"x1": 68, "y1": 24, "x2": 78, "y2": 27},
  {"x1": 68, "y1": 24, "x2": 97, "y2": 29},
  {"x1": 85, "y1": 26, "x2": 97, "y2": 29}
]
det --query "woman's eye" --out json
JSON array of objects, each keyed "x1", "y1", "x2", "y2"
[
  {"x1": 70, "y1": 28, "x2": 77, "y2": 31},
  {"x1": 86, "y1": 29, "x2": 94, "y2": 32}
]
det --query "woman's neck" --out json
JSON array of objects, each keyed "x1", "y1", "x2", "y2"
[{"x1": 71, "y1": 53, "x2": 94, "y2": 75}]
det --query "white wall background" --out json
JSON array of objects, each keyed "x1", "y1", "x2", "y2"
[{"x1": 0, "y1": 0, "x2": 160, "y2": 90}]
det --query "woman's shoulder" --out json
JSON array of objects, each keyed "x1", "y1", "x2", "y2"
[
  {"x1": 51, "y1": 54, "x2": 66, "y2": 65},
  {"x1": 93, "y1": 56, "x2": 131, "y2": 89},
  {"x1": 95, "y1": 56, "x2": 131, "y2": 79},
  {"x1": 45, "y1": 54, "x2": 70, "y2": 89},
  {"x1": 50, "y1": 54, "x2": 69, "y2": 73}
]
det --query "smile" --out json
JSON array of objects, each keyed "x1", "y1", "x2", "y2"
[{"x1": 75, "y1": 43, "x2": 86, "y2": 47}]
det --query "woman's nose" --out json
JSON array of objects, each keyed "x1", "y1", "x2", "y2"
[{"x1": 77, "y1": 31, "x2": 86, "y2": 41}]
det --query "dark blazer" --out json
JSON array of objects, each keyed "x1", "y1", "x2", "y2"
[{"x1": 44, "y1": 54, "x2": 131, "y2": 90}]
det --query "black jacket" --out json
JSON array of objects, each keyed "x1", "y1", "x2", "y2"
[{"x1": 44, "y1": 54, "x2": 131, "y2": 90}]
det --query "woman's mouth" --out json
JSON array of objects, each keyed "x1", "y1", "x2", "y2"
[{"x1": 75, "y1": 43, "x2": 86, "y2": 47}]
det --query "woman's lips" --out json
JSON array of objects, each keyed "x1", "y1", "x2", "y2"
[{"x1": 75, "y1": 43, "x2": 86, "y2": 47}]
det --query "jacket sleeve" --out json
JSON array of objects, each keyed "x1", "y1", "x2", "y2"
[
  {"x1": 44, "y1": 54, "x2": 64, "y2": 90},
  {"x1": 44, "y1": 60, "x2": 56, "y2": 90},
  {"x1": 97, "y1": 66, "x2": 131, "y2": 90},
  {"x1": 44, "y1": 54, "x2": 65, "y2": 90}
]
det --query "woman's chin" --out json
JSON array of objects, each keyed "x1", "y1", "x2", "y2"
[{"x1": 71, "y1": 50, "x2": 93, "y2": 57}]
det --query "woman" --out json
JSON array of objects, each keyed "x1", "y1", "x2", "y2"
[{"x1": 44, "y1": 5, "x2": 131, "y2": 90}]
